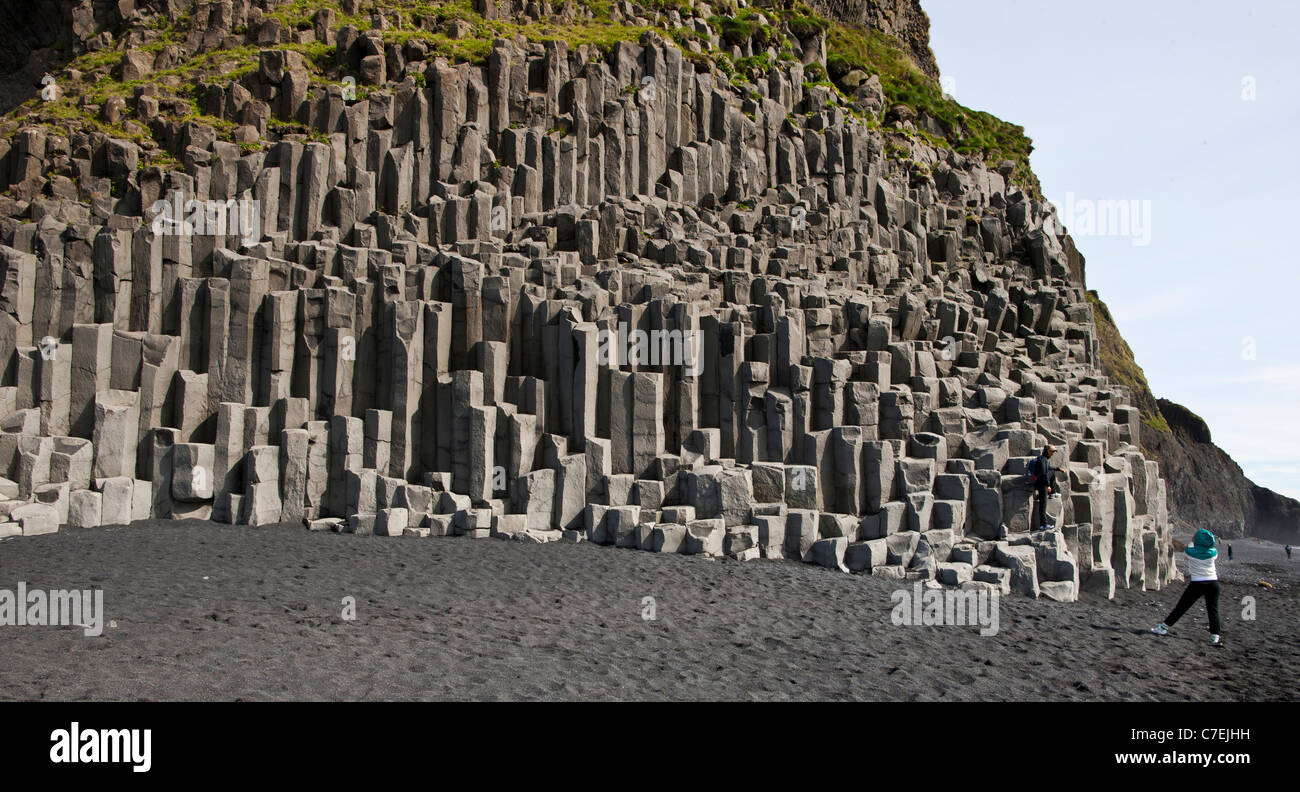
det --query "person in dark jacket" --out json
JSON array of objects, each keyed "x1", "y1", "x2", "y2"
[{"x1": 1032, "y1": 444, "x2": 1057, "y2": 530}]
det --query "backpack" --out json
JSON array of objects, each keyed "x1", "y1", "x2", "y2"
[{"x1": 1022, "y1": 456, "x2": 1046, "y2": 489}]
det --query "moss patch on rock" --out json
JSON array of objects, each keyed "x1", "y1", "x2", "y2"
[{"x1": 823, "y1": 22, "x2": 1037, "y2": 195}]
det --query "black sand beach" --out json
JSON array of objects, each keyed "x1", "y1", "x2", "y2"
[{"x1": 1, "y1": 523, "x2": 1296, "y2": 701}]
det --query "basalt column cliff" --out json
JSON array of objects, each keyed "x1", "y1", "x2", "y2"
[{"x1": 0, "y1": 0, "x2": 1192, "y2": 599}]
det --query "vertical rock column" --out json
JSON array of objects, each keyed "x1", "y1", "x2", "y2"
[{"x1": 92, "y1": 390, "x2": 139, "y2": 481}]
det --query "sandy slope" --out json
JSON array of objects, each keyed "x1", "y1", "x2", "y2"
[{"x1": 0, "y1": 523, "x2": 1295, "y2": 701}]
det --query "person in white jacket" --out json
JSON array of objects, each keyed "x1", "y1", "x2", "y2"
[{"x1": 1151, "y1": 529, "x2": 1222, "y2": 647}]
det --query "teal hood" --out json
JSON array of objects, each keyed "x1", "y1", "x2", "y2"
[{"x1": 1187, "y1": 529, "x2": 1218, "y2": 560}]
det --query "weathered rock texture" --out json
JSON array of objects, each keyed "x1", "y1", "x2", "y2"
[{"x1": 0, "y1": 1, "x2": 1184, "y2": 600}]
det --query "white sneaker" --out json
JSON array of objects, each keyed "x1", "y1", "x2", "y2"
[
  {"x1": 1151, "y1": 623, "x2": 1169, "y2": 635},
  {"x1": 1211, "y1": 634, "x2": 1222, "y2": 647}
]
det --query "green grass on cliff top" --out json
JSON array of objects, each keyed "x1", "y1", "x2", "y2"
[
  {"x1": 824, "y1": 22, "x2": 1036, "y2": 190},
  {"x1": 1, "y1": 0, "x2": 1038, "y2": 188}
]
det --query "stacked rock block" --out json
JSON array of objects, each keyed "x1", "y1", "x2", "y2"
[{"x1": 0, "y1": 9, "x2": 1177, "y2": 599}]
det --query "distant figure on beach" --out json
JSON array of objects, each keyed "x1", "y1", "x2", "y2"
[
  {"x1": 1287, "y1": 545, "x2": 1292, "y2": 560},
  {"x1": 1030, "y1": 444, "x2": 1057, "y2": 530},
  {"x1": 1151, "y1": 529, "x2": 1222, "y2": 647},
  {"x1": 1227, "y1": 544, "x2": 1233, "y2": 561}
]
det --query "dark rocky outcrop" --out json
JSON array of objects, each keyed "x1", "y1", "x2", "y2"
[
  {"x1": 0, "y1": 1, "x2": 73, "y2": 115},
  {"x1": 1143, "y1": 399, "x2": 1300, "y2": 543},
  {"x1": 0, "y1": 0, "x2": 184, "y2": 115}
]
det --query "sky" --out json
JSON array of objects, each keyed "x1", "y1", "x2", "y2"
[{"x1": 922, "y1": 0, "x2": 1300, "y2": 500}]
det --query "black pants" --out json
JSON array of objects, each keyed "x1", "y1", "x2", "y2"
[
  {"x1": 1034, "y1": 485, "x2": 1050, "y2": 527},
  {"x1": 1164, "y1": 580, "x2": 1221, "y2": 634}
]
